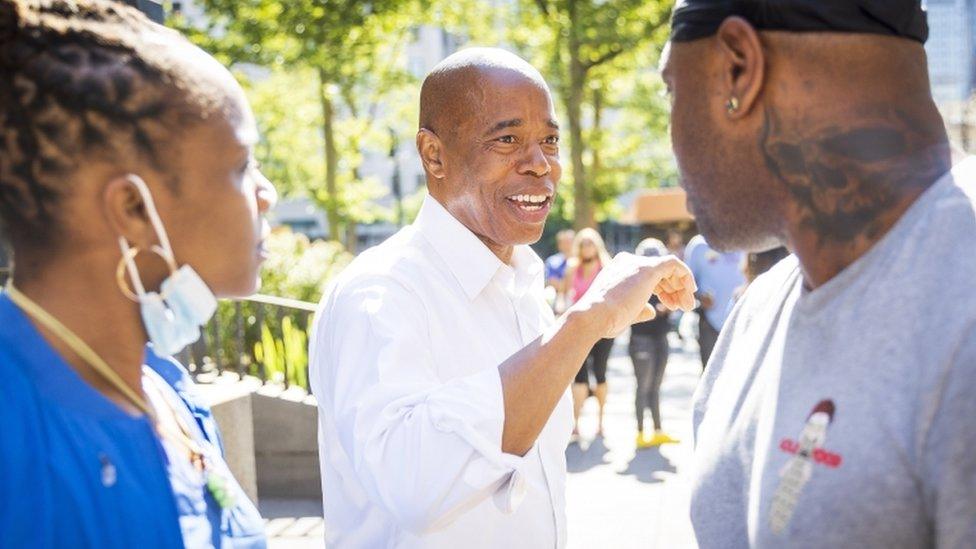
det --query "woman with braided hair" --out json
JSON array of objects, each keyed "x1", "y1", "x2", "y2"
[{"x1": 0, "y1": 0, "x2": 276, "y2": 546}]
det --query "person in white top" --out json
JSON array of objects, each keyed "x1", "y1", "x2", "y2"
[{"x1": 309, "y1": 47, "x2": 697, "y2": 548}]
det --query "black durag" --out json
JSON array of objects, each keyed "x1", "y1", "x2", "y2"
[{"x1": 670, "y1": 0, "x2": 929, "y2": 44}]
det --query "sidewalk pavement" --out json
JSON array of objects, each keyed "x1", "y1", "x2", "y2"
[
  {"x1": 264, "y1": 333, "x2": 703, "y2": 548},
  {"x1": 565, "y1": 333, "x2": 701, "y2": 549},
  {"x1": 263, "y1": 498, "x2": 324, "y2": 549}
]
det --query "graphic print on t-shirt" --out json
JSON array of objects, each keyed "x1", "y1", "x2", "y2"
[{"x1": 769, "y1": 399, "x2": 843, "y2": 535}]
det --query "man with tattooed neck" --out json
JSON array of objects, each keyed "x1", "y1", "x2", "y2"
[{"x1": 661, "y1": 1, "x2": 976, "y2": 547}]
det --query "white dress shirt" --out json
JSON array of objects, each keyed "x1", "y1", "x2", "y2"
[{"x1": 310, "y1": 195, "x2": 574, "y2": 548}]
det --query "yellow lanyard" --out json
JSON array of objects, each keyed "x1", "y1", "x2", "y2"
[
  {"x1": 6, "y1": 283, "x2": 153, "y2": 415},
  {"x1": 4, "y1": 283, "x2": 207, "y2": 465}
]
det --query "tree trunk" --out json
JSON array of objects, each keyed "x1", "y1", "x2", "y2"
[
  {"x1": 345, "y1": 221, "x2": 358, "y2": 253},
  {"x1": 567, "y1": 69, "x2": 590, "y2": 230},
  {"x1": 318, "y1": 68, "x2": 341, "y2": 244},
  {"x1": 566, "y1": 0, "x2": 594, "y2": 229},
  {"x1": 591, "y1": 87, "x2": 603, "y2": 205}
]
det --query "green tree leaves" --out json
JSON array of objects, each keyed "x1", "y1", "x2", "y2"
[
  {"x1": 176, "y1": 0, "x2": 676, "y2": 244},
  {"x1": 176, "y1": 0, "x2": 421, "y2": 251}
]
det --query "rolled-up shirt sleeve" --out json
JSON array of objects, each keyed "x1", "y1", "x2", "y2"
[{"x1": 312, "y1": 276, "x2": 527, "y2": 535}]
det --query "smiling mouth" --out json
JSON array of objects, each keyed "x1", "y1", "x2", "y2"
[{"x1": 505, "y1": 193, "x2": 552, "y2": 212}]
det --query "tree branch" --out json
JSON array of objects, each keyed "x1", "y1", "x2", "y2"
[
  {"x1": 584, "y1": 45, "x2": 625, "y2": 70},
  {"x1": 340, "y1": 86, "x2": 360, "y2": 119},
  {"x1": 534, "y1": 0, "x2": 551, "y2": 16},
  {"x1": 583, "y1": 6, "x2": 673, "y2": 71}
]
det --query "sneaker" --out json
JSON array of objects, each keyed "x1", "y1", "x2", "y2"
[
  {"x1": 636, "y1": 432, "x2": 655, "y2": 449},
  {"x1": 649, "y1": 430, "x2": 680, "y2": 446}
]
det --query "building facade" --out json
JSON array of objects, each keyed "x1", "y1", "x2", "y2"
[
  {"x1": 926, "y1": 0, "x2": 976, "y2": 105},
  {"x1": 925, "y1": 0, "x2": 976, "y2": 149}
]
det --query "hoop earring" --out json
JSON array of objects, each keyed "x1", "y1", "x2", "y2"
[{"x1": 115, "y1": 245, "x2": 178, "y2": 302}]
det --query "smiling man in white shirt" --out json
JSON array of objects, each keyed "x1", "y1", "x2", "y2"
[{"x1": 309, "y1": 47, "x2": 696, "y2": 548}]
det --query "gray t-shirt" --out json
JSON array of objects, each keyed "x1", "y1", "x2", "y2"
[{"x1": 691, "y1": 158, "x2": 976, "y2": 549}]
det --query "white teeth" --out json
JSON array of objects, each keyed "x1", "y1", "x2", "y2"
[{"x1": 508, "y1": 194, "x2": 549, "y2": 204}]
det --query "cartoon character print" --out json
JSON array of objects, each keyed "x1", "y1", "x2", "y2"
[{"x1": 769, "y1": 399, "x2": 842, "y2": 535}]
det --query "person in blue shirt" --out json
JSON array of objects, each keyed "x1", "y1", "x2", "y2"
[
  {"x1": 0, "y1": 0, "x2": 277, "y2": 546},
  {"x1": 684, "y1": 234, "x2": 744, "y2": 370},
  {"x1": 544, "y1": 228, "x2": 575, "y2": 312}
]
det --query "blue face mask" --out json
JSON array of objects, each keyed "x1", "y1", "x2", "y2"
[
  {"x1": 139, "y1": 292, "x2": 202, "y2": 356},
  {"x1": 116, "y1": 175, "x2": 218, "y2": 356}
]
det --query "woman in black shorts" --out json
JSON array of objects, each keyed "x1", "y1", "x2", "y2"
[{"x1": 566, "y1": 228, "x2": 614, "y2": 438}]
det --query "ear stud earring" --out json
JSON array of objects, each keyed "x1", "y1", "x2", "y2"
[{"x1": 726, "y1": 97, "x2": 740, "y2": 113}]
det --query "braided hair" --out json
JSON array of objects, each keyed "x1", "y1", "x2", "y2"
[{"x1": 0, "y1": 0, "x2": 218, "y2": 250}]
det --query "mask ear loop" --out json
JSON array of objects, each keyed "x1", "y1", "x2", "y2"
[
  {"x1": 116, "y1": 174, "x2": 181, "y2": 302},
  {"x1": 126, "y1": 175, "x2": 177, "y2": 265},
  {"x1": 118, "y1": 241, "x2": 146, "y2": 302},
  {"x1": 116, "y1": 245, "x2": 179, "y2": 303}
]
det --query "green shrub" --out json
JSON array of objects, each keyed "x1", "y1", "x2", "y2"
[
  {"x1": 259, "y1": 229, "x2": 352, "y2": 303},
  {"x1": 196, "y1": 228, "x2": 351, "y2": 390}
]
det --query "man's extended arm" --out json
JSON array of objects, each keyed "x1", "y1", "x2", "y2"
[{"x1": 499, "y1": 253, "x2": 695, "y2": 455}]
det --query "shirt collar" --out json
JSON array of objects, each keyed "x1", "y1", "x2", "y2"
[
  {"x1": 414, "y1": 195, "x2": 544, "y2": 300},
  {"x1": 493, "y1": 246, "x2": 545, "y2": 298}
]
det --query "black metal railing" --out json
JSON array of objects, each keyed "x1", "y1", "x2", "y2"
[
  {"x1": 180, "y1": 294, "x2": 318, "y2": 393},
  {"x1": 0, "y1": 272, "x2": 315, "y2": 388}
]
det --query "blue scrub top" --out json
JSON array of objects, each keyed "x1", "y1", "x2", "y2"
[{"x1": 0, "y1": 293, "x2": 266, "y2": 548}]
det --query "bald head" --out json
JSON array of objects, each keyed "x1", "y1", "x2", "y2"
[
  {"x1": 419, "y1": 48, "x2": 550, "y2": 135},
  {"x1": 413, "y1": 47, "x2": 561, "y2": 261}
]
